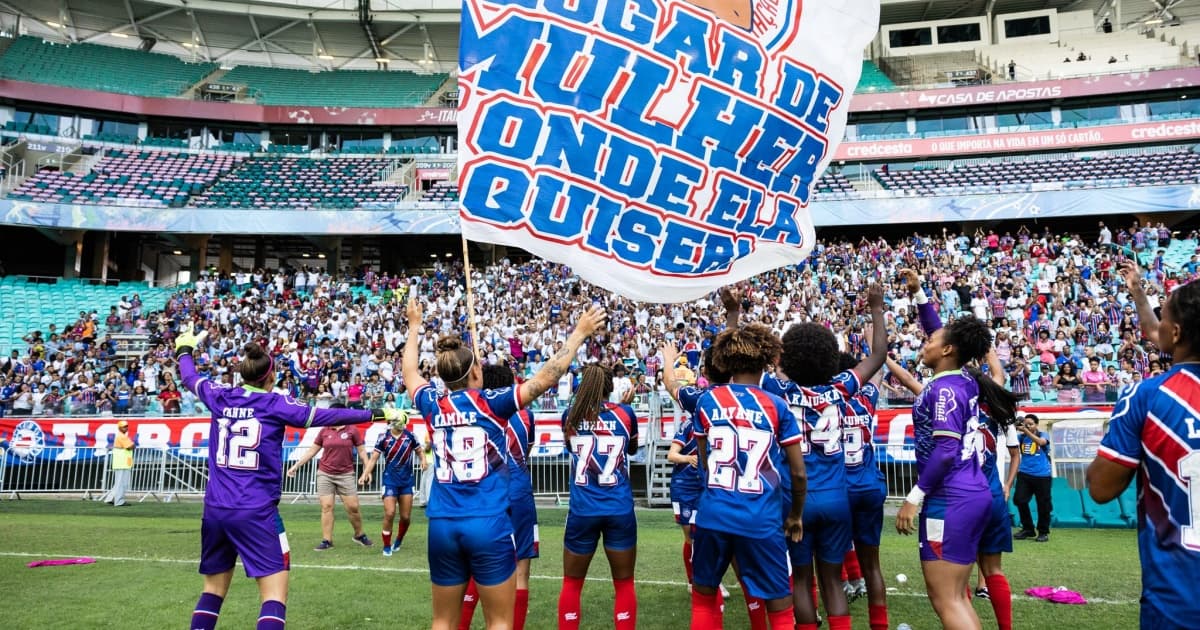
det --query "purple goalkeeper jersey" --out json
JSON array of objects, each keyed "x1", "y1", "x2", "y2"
[
  {"x1": 180, "y1": 354, "x2": 373, "y2": 510},
  {"x1": 910, "y1": 370, "x2": 989, "y2": 497}
]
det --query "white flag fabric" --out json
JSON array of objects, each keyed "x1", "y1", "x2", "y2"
[{"x1": 458, "y1": 0, "x2": 880, "y2": 302}]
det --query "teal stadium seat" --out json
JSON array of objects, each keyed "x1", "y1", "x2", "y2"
[
  {"x1": 1050, "y1": 477, "x2": 1094, "y2": 528},
  {"x1": 0, "y1": 278, "x2": 174, "y2": 353},
  {"x1": 1082, "y1": 487, "x2": 1134, "y2": 528},
  {"x1": 855, "y1": 60, "x2": 896, "y2": 93},
  {"x1": 0, "y1": 36, "x2": 216, "y2": 97},
  {"x1": 1118, "y1": 484, "x2": 1139, "y2": 527},
  {"x1": 219, "y1": 65, "x2": 448, "y2": 108}
]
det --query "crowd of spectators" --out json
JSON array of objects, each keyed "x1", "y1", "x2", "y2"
[{"x1": 0, "y1": 220, "x2": 1192, "y2": 418}]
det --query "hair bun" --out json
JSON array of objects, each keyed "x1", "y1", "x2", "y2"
[
  {"x1": 243, "y1": 342, "x2": 266, "y2": 359},
  {"x1": 435, "y1": 336, "x2": 463, "y2": 353}
]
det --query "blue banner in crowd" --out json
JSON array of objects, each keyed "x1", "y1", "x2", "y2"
[{"x1": 457, "y1": 0, "x2": 880, "y2": 302}]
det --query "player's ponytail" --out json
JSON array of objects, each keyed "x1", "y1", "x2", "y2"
[
  {"x1": 565, "y1": 364, "x2": 612, "y2": 436},
  {"x1": 946, "y1": 317, "x2": 1019, "y2": 428},
  {"x1": 239, "y1": 342, "x2": 272, "y2": 386},
  {"x1": 965, "y1": 365, "x2": 1019, "y2": 429}
]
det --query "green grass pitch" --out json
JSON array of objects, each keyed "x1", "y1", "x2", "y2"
[{"x1": 0, "y1": 499, "x2": 1140, "y2": 628}]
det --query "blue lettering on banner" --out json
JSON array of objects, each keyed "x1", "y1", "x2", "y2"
[{"x1": 459, "y1": 0, "x2": 874, "y2": 297}]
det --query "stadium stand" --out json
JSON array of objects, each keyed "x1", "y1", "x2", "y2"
[
  {"x1": 218, "y1": 65, "x2": 448, "y2": 107},
  {"x1": 1082, "y1": 487, "x2": 1136, "y2": 528},
  {"x1": 0, "y1": 276, "x2": 172, "y2": 355},
  {"x1": 0, "y1": 36, "x2": 217, "y2": 97},
  {"x1": 420, "y1": 181, "x2": 459, "y2": 202},
  {"x1": 874, "y1": 148, "x2": 1200, "y2": 194},
  {"x1": 7, "y1": 150, "x2": 242, "y2": 208},
  {"x1": 979, "y1": 30, "x2": 1185, "y2": 82},
  {"x1": 1050, "y1": 477, "x2": 1095, "y2": 528},
  {"x1": 189, "y1": 157, "x2": 407, "y2": 209},
  {"x1": 856, "y1": 60, "x2": 897, "y2": 91},
  {"x1": 3, "y1": 119, "x2": 53, "y2": 135}
]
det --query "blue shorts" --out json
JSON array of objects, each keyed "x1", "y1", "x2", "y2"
[
  {"x1": 692, "y1": 526, "x2": 791, "y2": 601},
  {"x1": 919, "y1": 492, "x2": 990, "y2": 565},
  {"x1": 382, "y1": 483, "x2": 413, "y2": 498},
  {"x1": 427, "y1": 514, "x2": 516, "y2": 587},
  {"x1": 563, "y1": 511, "x2": 637, "y2": 555},
  {"x1": 978, "y1": 493, "x2": 1014, "y2": 555},
  {"x1": 199, "y1": 505, "x2": 289, "y2": 578},
  {"x1": 509, "y1": 492, "x2": 540, "y2": 560},
  {"x1": 672, "y1": 498, "x2": 697, "y2": 526},
  {"x1": 790, "y1": 490, "x2": 852, "y2": 566},
  {"x1": 847, "y1": 481, "x2": 887, "y2": 547}
]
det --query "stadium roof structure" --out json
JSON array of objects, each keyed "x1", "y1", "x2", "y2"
[
  {"x1": 1, "y1": 0, "x2": 1199, "y2": 74},
  {"x1": 0, "y1": 0, "x2": 460, "y2": 73}
]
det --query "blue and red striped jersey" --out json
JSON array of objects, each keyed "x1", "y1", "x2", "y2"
[
  {"x1": 671, "y1": 385, "x2": 706, "y2": 496},
  {"x1": 840, "y1": 382, "x2": 884, "y2": 489},
  {"x1": 1098, "y1": 364, "x2": 1200, "y2": 627},
  {"x1": 694, "y1": 383, "x2": 802, "y2": 537},
  {"x1": 562, "y1": 402, "x2": 637, "y2": 517},
  {"x1": 373, "y1": 429, "x2": 419, "y2": 488},
  {"x1": 761, "y1": 370, "x2": 861, "y2": 493},
  {"x1": 506, "y1": 408, "x2": 535, "y2": 500},
  {"x1": 412, "y1": 383, "x2": 519, "y2": 518}
]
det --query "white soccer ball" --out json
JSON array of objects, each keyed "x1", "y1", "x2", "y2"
[{"x1": 896, "y1": 573, "x2": 908, "y2": 584}]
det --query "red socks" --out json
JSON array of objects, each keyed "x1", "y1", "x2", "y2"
[
  {"x1": 458, "y1": 580, "x2": 479, "y2": 630},
  {"x1": 514, "y1": 588, "x2": 529, "y2": 630},
  {"x1": 868, "y1": 604, "x2": 889, "y2": 630},
  {"x1": 396, "y1": 520, "x2": 410, "y2": 545},
  {"x1": 683, "y1": 541, "x2": 694, "y2": 584},
  {"x1": 843, "y1": 550, "x2": 863, "y2": 581},
  {"x1": 738, "y1": 579, "x2": 767, "y2": 630},
  {"x1": 766, "y1": 606, "x2": 794, "y2": 630},
  {"x1": 557, "y1": 575, "x2": 585, "y2": 630},
  {"x1": 381, "y1": 530, "x2": 392, "y2": 549},
  {"x1": 827, "y1": 615, "x2": 852, "y2": 630},
  {"x1": 690, "y1": 590, "x2": 723, "y2": 630},
  {"x1": 985, "y1": 573, "x2": 1014, "y2": 630},
  {"x1": 613, "y1": 577, "x2": 637, "y2": 629}
]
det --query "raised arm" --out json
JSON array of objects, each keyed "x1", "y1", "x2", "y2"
[
  {"x1": 1119, "y1": 259, "x2": 1160, "y2": 346},
  {"x1": 173, "y1": 323, "x2": 218, "y2": 408},
  {"x1": 900, "y1": 268, "x2": 942, "y2": 335},
  {"x1": 720, "y1": 287, "x2": 741, "y2": 331},
  {"x1": 660, "y1": 342, "x2": 683, "y2": 400},
  {"x1": 885, "y1": 357, "x2": 923, "y2": 395},
  {"x1": 852, "y1": 284, "x2": 888, "y2": 384},
  {"x1": 401, "y1": 294, "x2": 429, "y2": 395},
  {"x1": 518, "y1": 306, "x2": 606, "y2": 405}
]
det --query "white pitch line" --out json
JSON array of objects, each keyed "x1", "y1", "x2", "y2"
[{"x1": 0, "y1": 552, "x2": 1138, "y2": 605}]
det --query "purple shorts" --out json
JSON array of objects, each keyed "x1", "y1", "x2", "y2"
[
  {"x1": 200, "y1": 505, "x2": 290, "y2": 578},
  {"x1": 918, "y1": 491, "x2": 990, "y2": 565}
]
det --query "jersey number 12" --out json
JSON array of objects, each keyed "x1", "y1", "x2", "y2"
[{"x1": 215, "y1": 418, "x2": 261, "y2": 470}]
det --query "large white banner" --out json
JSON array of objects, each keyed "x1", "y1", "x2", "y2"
[{"x1": 458, "y1": 0, "x2": 880, "y2": 302}]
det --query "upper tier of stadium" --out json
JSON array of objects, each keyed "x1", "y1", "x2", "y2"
[{"x1": 0, "y1": 0, "x2": 1196, "y2": 107}]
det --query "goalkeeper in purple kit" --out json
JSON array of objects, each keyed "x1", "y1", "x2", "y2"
[{"x1": 177, "y1": 323, "x2": 400, "y2": 630}]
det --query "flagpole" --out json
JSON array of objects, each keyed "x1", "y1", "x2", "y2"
[{"x1": 461, "y1": 235, "x2": 480, "y2": 352}]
